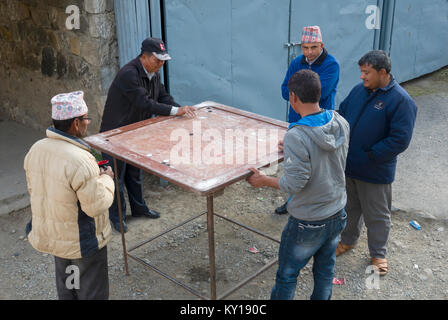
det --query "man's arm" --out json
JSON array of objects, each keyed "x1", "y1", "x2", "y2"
[
  {"x1": 319, "y1": 59, "x2": 340, "y2": 103},
  {"x1": 118, "y1": 69, "x2": 173, "y2": 116},
  {"x1": 337, "y1": 95, "x2": 348, "y2": 117},
  {"x1": 246, "y1": 168, "x2": 280, "y2": 189},
  {"x1": 368, "y1": 97, "x2": 418, "y2": 163},
  {"x1": 157, "y1": 81, "x2": 180, "y2": 108},
  {"x1": 247, "y1": 132, "x2": 311, "y2": 193},
  {"x1": 72, "y1": 161, "x2": 115, "y2": 218},
  {"x1": 281, "y1": 58, "x2": 300, "y2": 101}
]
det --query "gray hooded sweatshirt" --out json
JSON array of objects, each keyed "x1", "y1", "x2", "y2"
[{"x1": 279, "y1": 110, "x2": 350, "y2": 221}]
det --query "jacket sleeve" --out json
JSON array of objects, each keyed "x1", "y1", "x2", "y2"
[
  {"x1": 23, "y1": 151, "x2": 32, "y2": 195},
  {"x1": 370, "y1": 97, "x2": 418, "y2": 163},
  {"x1": 278, "y1": 131, "x2": 311, "y2": 194},
  {"x1": 281, "y1": 59, "x2": 300, "y2": 101},
  {"x1": 71, "y1": 160, "x2": 115, "y2": 218},
  {"x1": 338, "y1": 95, "x2": 348, "y2": 117},
  {"x1": 118, "y1": 69, "x2": 173, "y2": 116},
  {"x1": 319, "y1": 60, "x2": 340, "y2": 102},
  {"x1": 157, "y1": 82, "x2": 181, "y2": 108}
]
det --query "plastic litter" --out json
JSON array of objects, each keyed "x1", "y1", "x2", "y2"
[
  {"x1": 332, "y1": 277, "x2": 345, "y2": 285},
  {"x1": 409, "y1": 220, "x2": 421, "y2": 230},
  {"x1": 249, "y1": 246, "x2": 259, "y2": 254}
]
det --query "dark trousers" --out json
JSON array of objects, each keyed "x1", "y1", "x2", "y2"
[
  {"x1": 341, "y1": 177, "x2": 392, "y2": 258},
  {"x1": 54, "y1": 246, "x2": 109, "y2": 300},
  {"x1": 102, "y1": 153, "x2": 149, "y2": 224}
]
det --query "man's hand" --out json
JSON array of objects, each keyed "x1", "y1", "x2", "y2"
[
  {"x1": 278, "y1": 139, "x2": 284, "y2": 153},
  {"x1": 246, "y1": 167, "x2": 267, "y2": 188},
  {"x1": 100, "y1": 166, "x2": 114, "y2": 179},
  {"x1": 177, "y1": 106, "x2": 196, "y2": 118},
  {"x1": 247, "y1": 167, "x2": 280, "y2": 189}
]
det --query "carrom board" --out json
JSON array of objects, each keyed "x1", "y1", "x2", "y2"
[{"x1": 84, "y1": 101, "x2": 288, "y2": 195}]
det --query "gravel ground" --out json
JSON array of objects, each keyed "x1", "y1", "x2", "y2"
[
  {"x1": 1, "y1": 67, "x2": 447, "y2": 301},
  {"x1": 1, "y1": 171, "x2": 447, "y2": 300}
]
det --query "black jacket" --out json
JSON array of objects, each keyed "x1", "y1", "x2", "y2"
[{"x1": 100, "y1": 57, "x2": 180, "y2": 132}]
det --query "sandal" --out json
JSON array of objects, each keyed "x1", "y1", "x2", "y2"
[
  {"x1": 336, "y1": 242, "x2": 355, "y2": 257},
  {"x1": 371, "y1": 257, "x2": 388, "y2": 276}
]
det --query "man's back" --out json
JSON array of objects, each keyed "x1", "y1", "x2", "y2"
[
  {"x1": 279, "y1": 110, "x2": 349, "y2": 221},
  {"x1": 24, "y1": 128, "x2": 114, "y2": 259}
]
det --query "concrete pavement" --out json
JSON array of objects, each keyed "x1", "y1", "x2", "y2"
[{"x1": 0, "y1": 121, "x2": 44, "y2": 215}]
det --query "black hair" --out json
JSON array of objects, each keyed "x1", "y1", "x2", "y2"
[
  {"x1": 358, "y1": 50, "x2": 391, "y2": 73},
  {"x1": 288, "y1": 70, "x2": 321, "y2": 103},
  {"x1": 52, "y1": 116, "x2": 82, "y2": 132}
]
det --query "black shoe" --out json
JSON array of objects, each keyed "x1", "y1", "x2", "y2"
[
  {"x1": 132, "y1": 209, "x2": 160, "y2": 219},
  {"x1": 112, "y1": 220, "x2": 128, "y2": 233},
  {"x1": 274, "y1": 202, "x2": 288, "y2": 215}
]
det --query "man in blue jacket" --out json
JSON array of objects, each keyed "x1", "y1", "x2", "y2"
[
  {"x1": 276, "y1": 25, "x2": 340, "y2": 215},
  {"x1": 337, "y1": 50, "x2": 417, "y2": 276}
]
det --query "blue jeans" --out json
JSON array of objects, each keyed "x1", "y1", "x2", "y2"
[{"x1": 271, "y1": 209, "x2": 347, "y2": 300}]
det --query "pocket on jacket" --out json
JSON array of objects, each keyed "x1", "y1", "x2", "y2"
[{"x1": 296, "y1": 222, "x2": 326, "y2": 246}]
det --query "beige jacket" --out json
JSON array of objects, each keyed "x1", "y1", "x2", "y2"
[{"x1": 24, "y1": 127, "x2": 115, "y2": 259}]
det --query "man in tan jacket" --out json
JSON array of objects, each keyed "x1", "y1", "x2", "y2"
[{"x1": 24, "y1": 91, "x2": 115, "y2": 300}]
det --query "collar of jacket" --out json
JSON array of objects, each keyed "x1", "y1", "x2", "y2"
[
  {"x1": 300, "y1": 47, "x2": 328, "y2": 66},
  {"x1": 46, "y1": 126, "x2": 91, "y2": 152},
  {"x1": 365, "y1": 74, "x2": 397, "y2": 94}
]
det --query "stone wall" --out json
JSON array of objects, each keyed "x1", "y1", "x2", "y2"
[{"x1": 0, "y1": 0, "x2": 118, "y2": 133}]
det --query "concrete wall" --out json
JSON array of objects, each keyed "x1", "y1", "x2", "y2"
[{"x1": 0, "y1": 0, "x2": 119, "y2": 134}]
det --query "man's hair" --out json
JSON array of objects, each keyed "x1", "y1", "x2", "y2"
[
  {"x1": 358, "y1": 50, "x2": 391, "y2": 73},
  {"x1": 288, "y1": 70, "x2": 321, "y2": 103},
  {"x1": 139, "y1": 51, "x2": 152, "y2": 58},
  {"x1": 52, "y1": 116, "x2": 81, "y2": 132}
]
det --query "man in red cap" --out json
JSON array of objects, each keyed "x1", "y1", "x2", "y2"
[
  {"x1": 276, "y1": 26, "x2": 340, "y2": 215},
  {"x1": 100, "y1": 37, "x2": 196, "y2": 233}
]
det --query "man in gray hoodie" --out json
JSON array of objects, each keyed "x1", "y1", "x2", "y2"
[{"x1": 247, "y1": 69, "x2": 349, "y2": 300}]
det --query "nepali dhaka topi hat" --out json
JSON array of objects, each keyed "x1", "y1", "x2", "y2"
[
  {"x1": 51, "y1": 91, "x2": 88, "y2": 120},
  {"x1": 301, "y1": 26, "x2": 323, "y2": 44}
]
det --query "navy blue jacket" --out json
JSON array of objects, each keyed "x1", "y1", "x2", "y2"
[
  {"x1": 100, "y1": 57, "x2": 180, "y2": 132},
  {"x1": 282, "y1": 48, "x2": 340, "y2": 123},
  {"x1": 339, "y1": 75, "x2": 417, "y2": 184}
]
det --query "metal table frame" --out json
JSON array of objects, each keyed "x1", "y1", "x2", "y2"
[{"x1": 85, "y1": 102, "x2": 287, "y2": 300}]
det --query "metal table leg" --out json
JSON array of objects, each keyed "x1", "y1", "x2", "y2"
[
  {"x1": 113, "y1": 158, "x2": 129, "y2": 276},
  {"x1": 115, "y1": 187, "x2": 279, "y2": 299},
  {"x1": 206, "y1": 194, "x2": 217, "y2": 300}
]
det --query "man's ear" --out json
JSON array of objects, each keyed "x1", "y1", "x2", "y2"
[
  {"x1": 70, "y1": 118, "x2": 80, "y2": 134},
  {"x1": 289, "y1": 91, "x2": 297, "y2": 104}
]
